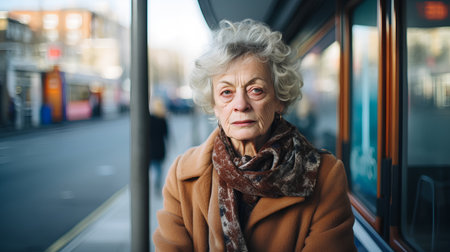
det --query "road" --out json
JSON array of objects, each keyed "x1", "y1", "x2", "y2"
[{"x1": 0, "y1": 116, "x2": 131, "y2": 251}]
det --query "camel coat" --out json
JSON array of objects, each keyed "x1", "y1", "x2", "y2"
[{"x1": 153, "y1": 128, "x2": 356, "y2": 252}]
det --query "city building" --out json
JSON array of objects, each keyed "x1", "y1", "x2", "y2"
[{"x1": 0, "y1": 9, "x2": 130, "y2": 129}]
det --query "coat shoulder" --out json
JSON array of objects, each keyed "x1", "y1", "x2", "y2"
[
  {"x1": 318, "y1": 152, "x2": 342, "y2": 176},
  {"x1": 314, "y1": 152, "x2": 348, "y2": 193}
]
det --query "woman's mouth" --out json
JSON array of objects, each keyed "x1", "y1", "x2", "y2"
[{"x1": 232, "y1": 120, "x2": 256, "y2": 126}]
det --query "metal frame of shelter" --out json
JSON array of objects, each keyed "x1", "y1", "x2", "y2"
[{"x1": 130, "y1": 0, "x2": 150, "y2": 251}]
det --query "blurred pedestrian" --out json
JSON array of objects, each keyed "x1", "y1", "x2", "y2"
[
  {"x1": 149, "y1": 97, "x2": 168, "y2": 192},
  {"x1": 8, "y1": 96, "x2": 16, "y2": 127}
]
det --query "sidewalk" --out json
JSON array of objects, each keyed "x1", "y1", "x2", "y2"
[
  {"x1": 52, "y1": 183, "x2": 166, "y2": 252},
  {"x1": 54, "y1": 187, "x2": 131, "y2": 252},
  {"x1": 50, "y1": 112, "x2": 214, "y2": 252}
]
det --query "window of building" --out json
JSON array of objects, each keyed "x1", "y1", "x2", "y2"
[
  {"x1": 43, "y1": 14, "x2": 59, "y2": 30},
  {"x1": 349, "y1": 0, "x2": 378, "y2": 214},
  {"x1": 66, "y1": 13, "x2": 82, "y2": 30},
  {"x1": 402, "y1": 1, "x2": 450, "y2": 251}
]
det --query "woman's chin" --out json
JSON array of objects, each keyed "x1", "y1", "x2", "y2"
[{"x1": 228, "y1": 130, "x2": 264, "y2": 143}]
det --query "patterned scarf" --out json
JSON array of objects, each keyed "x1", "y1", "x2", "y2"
[{"x1": 212, "y1": 118, "x2": 321, "y2": 252}]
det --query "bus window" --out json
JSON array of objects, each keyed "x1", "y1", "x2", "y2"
[
  {"x1": 293, "y1": 34, "x2": 339, "y2": 154},
  {"x1": 403, "y1": 1, "x2": 450, "y2": 251},
  {"x1": 349, "y1": 0, "x2": 378, "y2": 214}
]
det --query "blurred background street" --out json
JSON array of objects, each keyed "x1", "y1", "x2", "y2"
[
  {"x1": 0, "y1": 0, "x2": 211, "y2": 250},
  {"x1": 0, "y1": 112, "x2": 214, "y2": 251}
]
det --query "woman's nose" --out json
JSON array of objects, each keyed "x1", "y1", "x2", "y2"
[{"x1": 233, "y1": 91, "x2": 250, "y2": 112}]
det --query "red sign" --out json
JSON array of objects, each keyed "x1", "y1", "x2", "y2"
[
  {"x1": 48, "y1": 46, "x2": 62, "y2": 59},
  {"x1": 417, "y1": 1, "x2": 449, "y2": 20}
]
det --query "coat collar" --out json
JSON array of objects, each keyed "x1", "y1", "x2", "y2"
[
  {"x1": 178, "y1": 128, "x2": 219, "y2": 219},
  {"x1": 177, "y1": 128, "x2": 219, "y2": 181}
]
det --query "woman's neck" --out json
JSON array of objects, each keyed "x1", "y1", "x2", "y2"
[
  {"x1": 230, "y1": 139, "x2": 258, "y2": 157},
  {"x1": 230, "y1": 132, "x2": 271, "y2": 157}
]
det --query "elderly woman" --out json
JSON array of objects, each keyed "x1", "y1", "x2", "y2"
[{"x1": 153, "y1": 19, "x2": 356, "y2": 252}]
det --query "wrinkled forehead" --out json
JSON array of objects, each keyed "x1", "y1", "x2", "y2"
[{"x1": 212, "y1": 54, "x2": 272, "y2": 84}]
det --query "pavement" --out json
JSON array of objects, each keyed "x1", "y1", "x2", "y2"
[
  {"x1": 42, "y1": 111, "x2": 215, "y2": 252},
  {"x1": 52, "y1": 186, "x2": 131, "y2": 252}
]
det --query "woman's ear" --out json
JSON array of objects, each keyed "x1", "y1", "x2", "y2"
[{"x1": 277, "y1": 102, "x2": 285, "y2": 114}]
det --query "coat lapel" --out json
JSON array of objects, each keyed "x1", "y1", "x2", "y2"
[
  {"x1": 193, "y1": 164, "x2": 213, "y2": 219},
  {"x1": 208, "y1": 167, "x2": 225, "y2": 250},
  {"x1": 179, "y1": 128, "x2": 225, "y2": 249},
  {"x1": 179, "y1": 128, "x2": 219, "y2": 220},
  {"x1": 191, "y1": 160, "x2": 225, "y2": 250}
]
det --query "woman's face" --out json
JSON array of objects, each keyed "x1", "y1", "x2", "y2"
[{"x1": 212, "y1": 55, "x2": 284, "y2": 147}]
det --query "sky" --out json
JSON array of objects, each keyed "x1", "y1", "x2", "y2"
[{"x1": 148, "y1": 0, "x2": 211, "y2": 61}]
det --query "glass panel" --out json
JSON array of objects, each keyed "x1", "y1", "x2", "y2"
[
  {"x1": 290, "y1": 35, "x2": 339, "y2": 154},
  {"x1": 349, "y1": 0, "x2": 378, "y2": 213},
  {"x1": 402, "y1": 1, "x2": 450, "y2": 251}
]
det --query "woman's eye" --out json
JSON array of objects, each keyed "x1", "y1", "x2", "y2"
[
  {"x1": 250, "y1": 88, "x2": 263, "y2": 95},
  {"x1": 221, "y1": 90, "x2": 232, "y2": 96}
]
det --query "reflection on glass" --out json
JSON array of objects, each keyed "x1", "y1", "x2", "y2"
[
  {"x1": 295, "y1": 39, "x2": 339, "y2": 154},
  {"x1": 350, "y1": 0, "x2": 378, "y2": 214},
  {"x1": 403, "y1": 1, "x2": 450, "y2": 251},
  {"x1": 407, "y1": 31, "x2": 450, "y2": 165}
]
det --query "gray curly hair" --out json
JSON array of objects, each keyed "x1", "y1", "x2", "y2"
[{"x1": 189, "y1": 19, "x2": 303, "y2": 114}]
